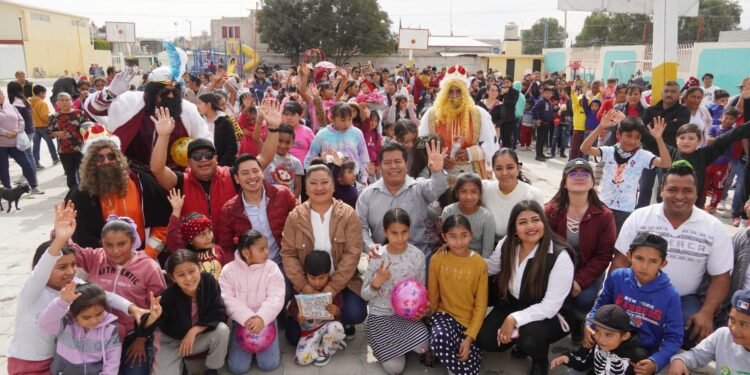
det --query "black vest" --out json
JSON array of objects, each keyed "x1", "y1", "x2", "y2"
[{"x1": 498, "y1": 244, "x2": 567, "y2": 310}]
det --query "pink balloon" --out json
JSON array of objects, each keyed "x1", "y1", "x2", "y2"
[
  {"x1": 236, "y1": 322, "x2": 277, "y2": 353},
  {"x1": 391, "y1": 278, "x2": 428, "y2": 319}
]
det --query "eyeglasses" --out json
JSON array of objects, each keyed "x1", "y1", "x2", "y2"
[
  {"x1": 567, "y1": 170, "x2": 591, "y2": 178},
  {"x1": 190, "y1": 150, "x2": 215, "y2": 161},
  {"x1": 93, "y1": 152, "x2": 117, "y2": 163},
  {"x1": 159, "y1": 86, "x2": 181, "y2": 97}
]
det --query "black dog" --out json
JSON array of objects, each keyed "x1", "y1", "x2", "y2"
[{"x1": 0, "y1": 183, "x2": 31, "y2": 212}]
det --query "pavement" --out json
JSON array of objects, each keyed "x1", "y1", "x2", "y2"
[{"x1": 0, "y1": 144, "x2": 728, "y2": 374}]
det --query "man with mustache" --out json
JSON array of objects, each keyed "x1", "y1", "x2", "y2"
[
  {"x1": 84, "y1": 62, "x2": 211, "y2": 172},
  {"x1": 65, "y1": 124, "x2": 171, "y2": 259},
  {"x1": 419, "y1": 65, "x2": 497, "y2": 180}
]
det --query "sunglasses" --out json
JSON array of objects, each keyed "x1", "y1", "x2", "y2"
[
  {"x1": 567, "y1": 170, "x2": 591, "y2": 178},
  {"x1": 159, "y1": 86, "x2": 181, "y2": 97},
  {"x1": 94, "y1": 152, "x2": 117, "y2": 163},
  {"x1": 190, "y1": 150, "x2": 215, "y2": 161}
]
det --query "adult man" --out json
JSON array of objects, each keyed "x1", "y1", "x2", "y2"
[
  {"x1": 85, "y1": 64, "x2": 211, "y2": 171},
  {"x1": 701, "y1": 73, "x2": 720, "y2": 106},
  {"x1": 13, "y1": 71, "x2": 33, "y2": 98},
  {"x1": 637, "y1": 81, "x2": 691, "y2": 207},
  {"x1": 105, "y1": 66, "x2": 116, "y2": 85},
  {"x1": 499, "y1": 75, "x2": 520, "y2": 148},
  {"x1": 612, "y1": 162, "x2": 733, "y2": 346},
  {"x1": 419, "y1": 64, "x2": 497, "y2": 180},
  {"x1": 251, "y1": 66, "x2": 272, "y2": 102},
  {"x1": 150, "y1": 102, "x2": 278, "y2": 229},
  {"x1": 357, "y1": 142, "x2": 448, "y2": 255},
  {"x1": 66, "y1": 125, "x2": 171, "y2": 258}
]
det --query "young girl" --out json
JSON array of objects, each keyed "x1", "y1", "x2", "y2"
[
  {"x1": 428, "y1": 214, "x2": 488, "y2": 375},
  {"x1": 382, "y1": 122, "x2": 396, "y2": 146},
  {"x1": 166, "y1": 188, "x2": 224, "y2": 278},
  {"x1": 197, "y1": 93, "x2": 238, "y2": 166},
  {"x1": 238, "y1": 103, "x2": 263, "y2": 156},
  {"x1": 141, "y1": 250, "x2": 230, "y2": 374},
  {"x1": 8, "y1": 203, "x2": 137, "y2": 375},
  {"x1": 69, "y1": 215, "x2": 166, "y2": 375},
  {"x1": 38, "y1": 282, "x2": 121, "y2": 374},
  {"x1": 219, "y1": 230, "x2": 285, "y2": 374},
  {"x1": 363, "y1": 208, "x2": 430, "y2": 375},
  {"x1": 441, "y1": 173, "x2": 496, "y2": 258}
]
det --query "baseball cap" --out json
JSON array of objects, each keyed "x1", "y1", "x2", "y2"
[
  {"x1": 587, "y1": 304, "x2": 632, "y2": 332},
  {"x1": 629, "y1": 231, "x2": 668, "y2": 257},
  {"x1": 731, "y1": 289, "x2": 750, "y2": 315},
  {"x1": 563, "y1": 159, "x2": 594, "y2": 176},
  {"x1": 187, "y1": 138, "x2": 216, "y2": 157}
]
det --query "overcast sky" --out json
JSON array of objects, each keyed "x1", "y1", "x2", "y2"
[{"x1": 12, "y1": 0, "x2": 750, "y2": 45}]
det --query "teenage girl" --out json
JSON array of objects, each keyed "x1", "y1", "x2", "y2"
[{"x1": 441, "y1": 173, "x2": 496, "y2": 257}]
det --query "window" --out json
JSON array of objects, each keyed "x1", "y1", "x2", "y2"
[
  {"x1": 222, "y1": 26, "x2": 228, "y2": 39},
  {"x1": 30, "y1": 12, "x2": 50, "y2": 22},
  {"x1": 234, "y1": 26, "x2": 240, "y2": 39}
]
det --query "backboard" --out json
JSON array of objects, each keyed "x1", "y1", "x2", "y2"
[
  {"x1": 398, "y1": 28, "x2": 429, "y2": 50},
  {"x1": 558, "y1": 0, "x2": 698, "y2": 17},
  {"x1": 105, "y1": 22, "x2": 136, "y2": 43}
]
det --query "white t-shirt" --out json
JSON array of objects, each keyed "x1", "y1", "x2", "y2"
[
  {"x1": 481, "y1": 179, "x2": 545, "y2": 238},
  {"x1": 702, "y1": 85, "x2": 720, "y2": 106},
  {"x1": 311, "y1": 205, "x2": 335, "y2": 274},
  {"x1": 598, "y1": 146, "x2": 655, "y2": 212},
  {"x1": 615, "y1": 203, "x2": 734, "y2": 296}
]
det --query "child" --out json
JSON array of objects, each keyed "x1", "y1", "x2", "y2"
[
  {"x1": 38, "y1": 282, "x2": 121, "y2": 374},
  {"x1": 362, "y1": 108, "x2": 382, "y2": 179},
  {"x1": 220, "y1": 230, "x2": 285, "y2": 373},
  {"x1": 238, "y1": 104, "x2": 263, "y2": 155},
  {"x1": 68, "y1": 215, "x2": 167, "y2": 374},
  {"x1": 363, "y1": 209, "x2": 430, "y2": 375},
  {"x1": 440, "y1": 173, "x2": 496, "y2": 258},
  {"x1": 382, "y1": 122, "x2": 396, "y2": 146},
  {"x1": 532, "y1": 86, "x2": 555, "y2": 160},
  {"x1": 319, "y1": 150, "x2": 359, "y2": 208},
  {"x1": 263, "y1": 124, "x2": 304, "y2": 197},
  {"x1": 47, "y1": 93, "x2": 89, "y2": 189},
  {"x1": 304, "y1": 102, "x2": 371, "y2": 182},
  {"x1": 519, "y1": 100, "x2": 534, "y2": 151},
  {"x1": 7, "y1": 203, "x2": 137, "y2": 375},
  {"x1": 428, "y1": 214, "x2": 488, "y2": 375},
  {"x1": 29, "y1": 84, "x2": 60, "y2": 168},
  {"x1": 581, "y1": 113, "x2": 672, "y2": 232},
  {"x1": 166, "y1": 188, "x2": 224, "y2": 276},
  {"x1": 707, "y1": 89, "x2": 730, "y2": 126},
  {"x1": 287, "y1": 251, "x2": 347, "y2": 367},
  {"x1": 668, "y1": 289, "x2": 750, "y2": 375},
  {"x1": 704, "y1": 107, "x2": 741, "y2": 212},
  {"x1": 141, "y1": 250, "x2": 230, "y2": 375},
  {"x1": 586, "y1": 231, "x2": 683, "y2": 374},
  {"x1": 279, "y1": 101, "x2": 314, "y2": 163},
  {"x1": 551, "y1": 304, "x2": 647, "y2": 375}
]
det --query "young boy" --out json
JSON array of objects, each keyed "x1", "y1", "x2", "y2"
[
  {"x1": 668, "y1": 289, "x2": 750, "y2": 375},
  {"x1": 286, "y1": 250, "x2": 346, "y2": 367},
  {"x1": 586, "y1": 231, "x2": 683, "y2": 375},
  {"x1": 703, "y1": 107, "x2": 741, "y2": 212},
  {"x1": 264, "y1": 124, "x2": 304, "y2": 198},
  {"x1": 29, "y1": 85, "x2": 60, "y2": 168},
  {"x1": 281, "y1": 101, "x2": 315, "y2": 163},
  {"x1": 552, "y1": 304, "x2": 647, "y2": 375},
  {"x1": 707, "y1": 89, "x2": 730, "y2": 126},
  {"x1": 532, "y1": 86, "x2": 555, "y2": 161},
  {"x1": 303, "y1": 102, "x2": 370, "y2": 182},
  {"x1": 581, "y1": 112, "x2": 672, "y2": 232}
]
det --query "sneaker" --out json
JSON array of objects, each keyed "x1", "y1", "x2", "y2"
[
  {"x1": 36, "y1": 164, "x2": 45, "y2": 171},
  {"x1": 335, "y1": 341, "x2": 348, "y2": 351},
  {"x1": 344, "y1": 324, "x2": 355, "y2": 340},
  {"x1": 30, "y1": 187, "x2": 45, "y2": 195},
  {"x1": 733, "y1": 217, "x2": 741, "y2": 227},
  {"x1": 313, "y1": 354, "x2": 331, "y2": 367},
  {"x1": 560, "y1": 152, "x2": 567, "y2": 158}
]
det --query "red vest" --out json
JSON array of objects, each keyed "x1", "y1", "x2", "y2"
[{"x1": 181, "y1": 166, "x2": 237, "y2": 227}]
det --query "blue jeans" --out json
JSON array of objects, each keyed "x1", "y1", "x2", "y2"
[
  {"x1": 512, "y1": 118, "x2": 521, "y2": 149},
  {"x1": 120, "y1": 334, "x2": 154, "y2": 375},
  {"x1": 227, "y1": 321, "x2": 281, "y2": 374},
  {"x1": 23, "y1": 132, "x2": 36, "y2": 171},
  {"x1": 0, "y1": 146, "x2": 38, "y2": 188},
  {"x1": 681, "y1": 294, "x2": 701, "y2": 348},
  {"x1": 723, "y1": 159, "x2": 746, "y2": 217},
  {"x1": 551, "y1": 123, "x2": 571, "y2": 156},
  {"x1": 563, "y1": 275, "x2": 605, "y2": 340},
  {"x1": 32, "y1": 128, "x2": 58, "y2": 164}
]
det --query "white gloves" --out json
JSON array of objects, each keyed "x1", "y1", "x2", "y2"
[{"x1": 106, "y1": 67, "x2": 139, "y2": 98}]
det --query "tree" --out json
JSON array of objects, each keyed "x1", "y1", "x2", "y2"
[
  {"x1": 258, "y1": 0, "x2": 396, "y2": 65},
  {"x1": 575, "y1": 12, "x2": 651, "y2": 47},
  {"x1": 678, "y1": 0, "x2": 741, "y2": 42},
  {"x1": 93, "y1": 39, "x2": 111, "y2": 51},
  {"x1": 521, "y1": 18, "x2": 567, "y2": 54}
]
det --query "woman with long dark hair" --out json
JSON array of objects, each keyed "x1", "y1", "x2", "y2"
[
  {"x1": 477, "y1": 200, "x2": 575, "y2": 375},
  {"x1": 197, "y1": 93, "x2": 237, "y2": 167}
]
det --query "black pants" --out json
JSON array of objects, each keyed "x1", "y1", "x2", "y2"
[
  {"x1": 535, "y1": 122, "x2": 551, "y2": 157},
  {"x1": 499, "y1": 120, "x2": 515, "y2": 149},
  {"x1": 476, "y1": 301, "x2": 568, "y2": 366},
  {"x1": 59, "y1": 152, "x2": 82, "y2": 190}
]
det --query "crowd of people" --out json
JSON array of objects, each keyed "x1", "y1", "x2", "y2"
[{"x1": 3, "y1": 54, "x2": 750, "y2": 375}]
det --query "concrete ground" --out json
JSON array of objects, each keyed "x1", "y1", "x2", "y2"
[{"x1": 0, "y1": 139, "x2": 727, "y2": 374}]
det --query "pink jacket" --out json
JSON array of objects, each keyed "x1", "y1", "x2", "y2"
[
  {"x1": 72, "y1": 244, "x2": 166, "y2": 339},
  {"x1": 219, "y1": 252, "x2": 285, "y2": 327}
]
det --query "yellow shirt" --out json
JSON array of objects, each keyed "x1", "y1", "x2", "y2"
[
  {"x1": 30, "y1": 96, "x2": 49, "y2": 128},
  {"x1": 428, "y1": 251, "x2": 488, "y2": 339}
]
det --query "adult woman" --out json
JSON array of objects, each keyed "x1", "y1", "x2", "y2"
[
  {"x1": 6, "y1": 82, "x2": 37, "y2": 176},
  {"x1": 682, "y1": 86, "x2": 712, "y2": 138},
  {"x1": 481, "y1": 149, "x2": 544, "y2": 239},
  {"x1": 197, "y1": 93, "x2": 237, "y2": 167},
  {"x1": 280, "y1": 164, "x2": 366, "y2": 343},
  {"x1": 544, "y1": 159, "x2": 615, "y2": 343},
  {"x1": 478, "y1": 200, "x2": 575, "y2": 375},
  {"x1": 477, "y1": 84, "x2": 502, "y2": 142},
  {"x1": 0, "y1": 89, "x2": 41, "y2": 193},
  {"x1": 385, "y1": 95, "x2": 418, "y2": 125},
  {"x1": 393, "y1": 119, "x2": 419, "y2": 176},
  {"x1": 48, "y1": 93, "x2": 90, "y2": 189}
]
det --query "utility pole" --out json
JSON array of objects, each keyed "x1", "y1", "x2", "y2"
[
  {"x1": 450, "y1": 0, "x2": 453, "y2": 36},
  {"x1": 543, "y1": 20, "x2": 549, "y2": 49},
  {"x1": 185, "y1": 19, "x2": 192, "y2": 50},
  {"x1": 564, "y1": 10, "x2": 568, "y2": 46}
]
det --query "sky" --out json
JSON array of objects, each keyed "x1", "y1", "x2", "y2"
[{"x1": 11, "y1": 0, "x2": 750, "y2": 45}]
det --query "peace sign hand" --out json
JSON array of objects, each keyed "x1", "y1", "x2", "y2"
[
  {"x1": 371, "y1": 259, "x2": 392, "y2": 289},
  {"x1": 425, "y1": 139, "x2": 448, "y2": 173}
]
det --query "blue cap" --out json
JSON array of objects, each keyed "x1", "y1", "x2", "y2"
[{"x1": 732, "y1": 289, "x2": 750, "y2": 314}]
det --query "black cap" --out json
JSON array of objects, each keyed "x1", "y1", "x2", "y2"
[
  {"x1": 629, "y1": 231, "x2": 668, "y2": 257},
  {"x1": 732, "y1": 289, "x2": 750, "y2": 315},
  {"x1": 587, "y1": 304, "x2": 632, "y2": 332},
  {"x1": 187, "y1": 138, "x2": 215, "y2": 157},
  {"x1": 563, "y1": 158, "x2": 594, "y2": 175}
]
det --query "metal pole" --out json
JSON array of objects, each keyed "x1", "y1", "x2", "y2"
[
  {"x1": 450, "y1": 0, "x2": 453, "y2": 36},
  {"x1": 564, "y1": 10, "x2": 568, "y2": 46},
  {"x1": 186, "y1": 20, "x2": 193, "y2": 50},
  {"x1": 543, "y1": 21, "x2": 548, "y2": 49}
]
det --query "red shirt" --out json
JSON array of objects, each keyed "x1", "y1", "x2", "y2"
[{"x1": 48, "y1": 109, "x2": 89, "y2": 154}]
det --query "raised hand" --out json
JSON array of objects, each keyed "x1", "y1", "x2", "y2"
[
  {"x1": 370, "y1": 259, "x2": 392, "y2": 289},
  {"x1": 60, "y1": 281, "x2": 80, "y2": 303},
  {"x1": 107, "y1": 67, "x2": 137, "y2": 97},
  {"x1": 258, "y1": 98, "x2": 282, "y2": 129},
  {"x1": 147, "y1": 291, "x2": 163, "y2": 321},
  {"x1": 425, "y1": 140, "x2": 447, "y2": 173},
  {"x1": 649, "y1": 116, "x2": 666, "y2": 139},
  {"x1": 151, "y1": 107, "x2": 175, "y2": 136},
  {"x1": 167, "y1": 189, "x2": 184, "y2": 216},
  {"x1": 53, "y1": 201, "x2": 77, "y2": 244}
]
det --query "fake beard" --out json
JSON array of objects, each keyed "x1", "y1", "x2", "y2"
[
  {"x1": 90, "y1": 163, "x2": 129, "y2": 196},
  {"x1": 448, "y1": 98, "x2": 463, "y2": 109},
  {"x1": 159, "y1": 94, "x2": 183, "y2": 118}
]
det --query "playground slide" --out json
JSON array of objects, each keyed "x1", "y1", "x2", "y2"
[{"x1": 226, "y1": 40, "x2": 260, "y2": 73}]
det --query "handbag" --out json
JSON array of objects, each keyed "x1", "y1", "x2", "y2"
[{"x1": 16, "y1": 132, "x2": 31, "y2": 151}]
